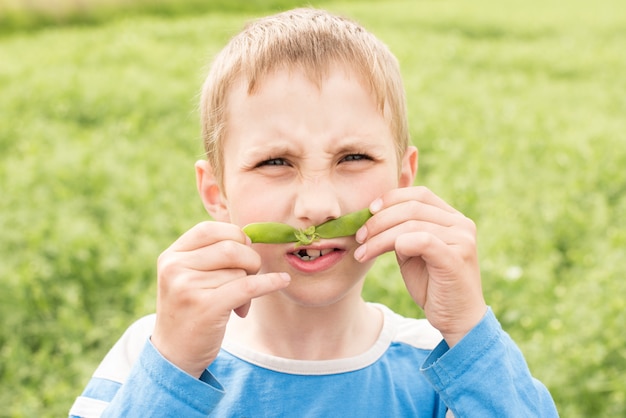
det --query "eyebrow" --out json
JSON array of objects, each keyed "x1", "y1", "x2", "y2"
[
  {"x1": 238, "y1": 141, "x2": 298, "y2": 166},
  {"x1": 244, "y1": 140, "x2": 296, "y2": 156},
  {"x1": 246, "y1": 133, "x2": 388, "y2": 158},
  {"x1": 332, "y1": 135, "x2": 388, "y2": 155}
]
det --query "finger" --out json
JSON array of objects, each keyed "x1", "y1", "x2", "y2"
[
  {"x1": 175, "y1": 240, "x2": 262, "y2": 276},
  {"x1": 394, "y1": 231, "x2": 457, "y2": 272},
  {"x1": 364, "y1": 199, "x2": 461, "y2": 242},
  {"x1": 158, "y1": 244, "x2": 262, "y2": 292},
  {"x1": 375, "y1": 186, "x2": 459, "y2": 215},
  {"x1": 188, "y1": 268, "x2": 250, "y2": 289},
  {"x1": 211, "y1": 272, "x2": 292, "y2": 313},
  {"x1": 356, "y1": 220, "x2": 460, "y2": 262},
  {"x1": 171, "y1": 221, "x2": 248, "y2": 252},
  {"x1": 234, "y1": 302, "x2": 251, "y2": 318}
]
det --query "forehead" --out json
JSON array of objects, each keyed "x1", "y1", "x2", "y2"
[
  {"x1": 225, "y1": 64, "x2": 390, "y2": 125},
  {"x1": 220, "y1": 67, "x2": 397, "y2": 166},
  {"x1": 224, "y1": 66, "x2": 388, "y2": 133}
]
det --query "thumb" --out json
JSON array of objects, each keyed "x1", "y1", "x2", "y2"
[
  {"x1": 234, "y1": 302, "x2": 251, "y2": 318},
  {"x1": 217, "y1": 272, "x2": 292, "y2": 315}
]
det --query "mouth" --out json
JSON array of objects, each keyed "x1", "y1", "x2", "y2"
[
  {"x1": 291, "y1": 247, "x2": 339, "y2": 261},
  {"x1": 285, "y1": 243, "x2": 347, "y2": 273}
]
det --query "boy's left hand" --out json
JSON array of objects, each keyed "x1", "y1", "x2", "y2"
[{"x1": 355, "y1": 186, "x2": 487, "y2": 347}]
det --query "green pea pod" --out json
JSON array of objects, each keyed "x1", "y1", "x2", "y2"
[
  {"x1": 242, "y1": 222, "x2": 299, "y2": 244},
  {"x1": 242, "y1": 207, "x2": 372, "y2": 246},
  {"x1": 315, "y1": 207, "x2": 372, "y2": 239}
]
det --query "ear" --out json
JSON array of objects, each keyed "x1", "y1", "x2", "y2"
[
  {"x1": 398, "y1": 146, "x2": 418, "y2": 188},
  {"x1": 195, "y1": 160, "x2": 230, "y2": 222}
]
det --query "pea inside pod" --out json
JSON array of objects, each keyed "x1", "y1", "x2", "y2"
[{"x1": 242, "y1": 207, "x2": 372, "y2": 246}]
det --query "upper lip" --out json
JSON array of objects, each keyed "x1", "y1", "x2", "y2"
[{"x1": 287, "y1": 241, "x2": 345, "y2": 254}]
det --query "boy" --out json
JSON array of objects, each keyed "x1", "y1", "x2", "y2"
[{"x1": 70, "y1": 8, "x2": 558, "y2": 417}]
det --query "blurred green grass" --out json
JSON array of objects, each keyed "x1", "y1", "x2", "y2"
[
  {"x1": 1, "y1": 0, "x2": 625, "y2": 416},
  {"x1": 0, "y1": 0, "x2": 337, "y2": 34}
]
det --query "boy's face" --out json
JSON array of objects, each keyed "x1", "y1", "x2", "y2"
[{"x1": 199, "y1": 67, "x2": 417, "y2": 307}]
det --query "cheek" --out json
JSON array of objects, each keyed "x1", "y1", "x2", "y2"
[
  {"x1": 224, "y1": 179, "x2": 293, "y2": 226},
  {"x1": 338, "y1": 170, "x2": 398, "y2": 206}
]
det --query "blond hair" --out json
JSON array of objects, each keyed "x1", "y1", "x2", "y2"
[{"x1": 200, "y1": 8, "x2": 409, "y2": 185}]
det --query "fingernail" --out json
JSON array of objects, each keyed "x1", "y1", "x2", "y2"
[
  {"x1": 279, "y1": 272, "x2": 291, "y2": 282},
  {"x1": 355, "y1": 226, "x2": 367, "y2": 244},
  {"x1": 354, "y1": 245, "x2": 366, "y2": 261},
  {"x1": 370, "y1": 198, "x2": 383, "y2": 213}
]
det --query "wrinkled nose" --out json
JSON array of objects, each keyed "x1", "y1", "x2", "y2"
[{"x1": 293, "y1": 175, "x2": 341, "y2": 227}]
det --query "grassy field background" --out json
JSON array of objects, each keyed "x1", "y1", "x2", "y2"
[{"x1": 1, "y1": 0, "x2": 625, "y2": 416}]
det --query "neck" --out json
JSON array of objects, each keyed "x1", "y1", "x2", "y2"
[{"x1": 225, "y1": 292, "x2": 383, "y2": 360}]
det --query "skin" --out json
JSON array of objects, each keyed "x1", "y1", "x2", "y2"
[{"x1": 151, "y1": 67, "x2": 487, "y2": 378}]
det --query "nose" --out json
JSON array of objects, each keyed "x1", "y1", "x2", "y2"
[{"x1": 293, "y1": 175, "x2": 342, "y2": 227}]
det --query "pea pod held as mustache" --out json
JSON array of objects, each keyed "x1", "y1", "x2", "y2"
[{"x1": 242, "y1": 207, "x2": 372, "y2": 247}]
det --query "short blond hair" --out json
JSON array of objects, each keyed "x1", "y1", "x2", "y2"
[{"x1": 200, "y1": 8, "x2": 409, "y2": 185}]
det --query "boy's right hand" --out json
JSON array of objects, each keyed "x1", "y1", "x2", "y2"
[{"x1": 150, "y1": 221, "x2": 291, "y2": 378}]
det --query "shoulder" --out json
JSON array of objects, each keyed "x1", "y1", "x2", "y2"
[
  {"x1": 92, "y1": 313, "x2": 156, "y2": 383},
  {"x1": 372, "y1": 303, "x2": 443, "y2": 350},
  {"x1": 126, "y1": 313, "x2": 157, "y2": 338},
  {"x1": 115, "y1": 313, "x2": 157, "y2": 355}
]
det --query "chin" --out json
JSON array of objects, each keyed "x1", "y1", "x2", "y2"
[{"x1": 277, "y1": 275, "x2": 365, "y2": 308}]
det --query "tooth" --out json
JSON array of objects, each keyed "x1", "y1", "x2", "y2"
[
  {"x1": 305, "y1": 249, "x2": 322, "y2": 258},
  {"x1": 293, "y1": 248, "x2": 335, "y2": 261}
]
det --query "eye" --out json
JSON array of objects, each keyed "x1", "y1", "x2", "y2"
[
  {"x1": 256, "y1": 157, "x2": 290, "y2": 167},
  {"x1": 341, "y1": 153, "x2": 373, "y2": 163}
]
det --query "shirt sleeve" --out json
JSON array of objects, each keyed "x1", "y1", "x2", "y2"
[
  {"x1": 69, "y1": 318, "x2": 225, "y2": 418},
  {"x1": 420, "y1": 307, "x2": 559, "y2": 417}
]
